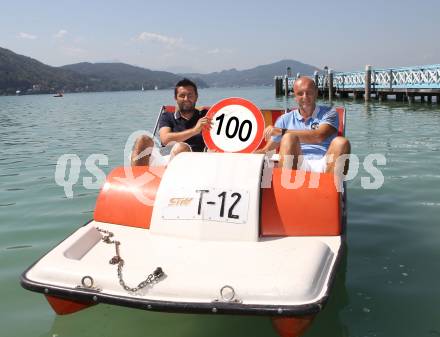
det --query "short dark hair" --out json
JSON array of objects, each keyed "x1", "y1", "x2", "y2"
[{"x1": 174, "y1": 78, "x2": 198, "y2": 98}]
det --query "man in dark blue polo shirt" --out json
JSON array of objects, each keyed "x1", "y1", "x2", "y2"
[{"x1": 131, "y1": 78, "x2": 211, "y2": 166}]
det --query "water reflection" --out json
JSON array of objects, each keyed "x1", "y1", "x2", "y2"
[
  {"x1": 305, "y1": 244, "x2": 349, "y2": 337},
  {"x1": 43, "y1": 309, "x2": 278, "y2": 337},
  {"x1": 0, "y1": 114, "x2": 21, "y2": 128}
]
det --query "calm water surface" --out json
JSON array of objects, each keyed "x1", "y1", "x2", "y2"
[{"x1": 1, "y1": 88, "x2": 439, "y2": 337}]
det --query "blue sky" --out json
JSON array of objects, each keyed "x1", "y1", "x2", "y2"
[{"x1": 1, "y1": 0, "x2": 438, "y2": 73}]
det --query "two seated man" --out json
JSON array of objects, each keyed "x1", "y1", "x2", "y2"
[{"x1": 131, "y1": 77, "x2": 350, "y2": 174}]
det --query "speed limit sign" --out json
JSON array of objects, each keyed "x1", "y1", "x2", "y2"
[{"x1": 202, "y1": 97, "x2": 265, "y2": 153}]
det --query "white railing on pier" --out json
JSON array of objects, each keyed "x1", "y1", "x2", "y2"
[
  {"x1": 328, "y1": 64, "x2": 440, "y2": 90},
  {"x1": 280, "y1": 64, "x2": 440, "y2": 91}
]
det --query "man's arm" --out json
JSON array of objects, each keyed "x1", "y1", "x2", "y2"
[
  {"x1": 159, "y1": 116, "x2": 211, "y2": 145},
  {"x1": 268, "y1": 124, "x2": 337, "y2": 144},
  {"x1": 254, "y1": 138, "x2": 279, "y2": 154}
]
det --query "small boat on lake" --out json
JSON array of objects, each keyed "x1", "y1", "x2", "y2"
[
  {"x1": 53, "y1": 92, "x2": 63, "y2": 97},
  {"x1": 21, "y1": 103, "x2": 347, "y2": 337}
]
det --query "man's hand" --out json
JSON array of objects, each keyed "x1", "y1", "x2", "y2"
[
  {"x1": 193, "y1": 116, "x2": 212, "y2": 133},
  {"x1": 263, "y1": 125, "x2": 281, "y2": 141}
]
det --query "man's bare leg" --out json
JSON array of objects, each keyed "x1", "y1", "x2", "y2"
[
  {"x1": 131, "y1": 135, "x2": 154, "y2": 166},
  {"x1": 325, "y1": 136, "x2": 351, "y2": 174},
  {"x1": 278, "y1": 134, "x2": 302, "y2": 169}
]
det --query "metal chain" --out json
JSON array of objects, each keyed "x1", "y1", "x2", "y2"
[{"x1": 96, "y1": 227, "x2": 164, "y2": 292}]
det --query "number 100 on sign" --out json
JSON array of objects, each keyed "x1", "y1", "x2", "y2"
[{"x1": 203, "y1": 98, "x2": 265, "y2": 153}]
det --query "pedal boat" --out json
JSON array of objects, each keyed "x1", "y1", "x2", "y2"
[{"x1": 21, "y1": 106, "x2": 347, "y2": 337}]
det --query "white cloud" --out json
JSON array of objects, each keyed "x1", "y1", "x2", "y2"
[
  {"x1": 18, "y1": 32, "x2": 37, "y2": 40},
  {"x1": 207, "y1": 48, "x2": 233, "y2": 55},
  {"x1": 133, "y1": 32, "x2": 184, "y2": 49},
  {"x1": 54, "y1": 29, "x2": 68, "y2": 39}
]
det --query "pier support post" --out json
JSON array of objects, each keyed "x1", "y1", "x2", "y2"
[
  {"x1": 328, "y1": 69, "x2": 334, "y2": 102},
  {"x1": 389, "y1": 69, "x2": 393, "y2": 90},
  {"x1": 274, "y1": 76, "x2": 280, "y2": 96},
  {"x1": 323, "y1": 66, "x2": 329, "y2": 98},
  {"x1": 314, "y1": 71, "x2": 319, "y2": 88},
  {"x1": 284, "y1": 75, "x2": 289, "y2": 97},
  {"x1": 275, "y1": 76, "x2": 284, "y2": 96},
  {"x1": 427, "y1": 95, "x2": 432, "y2": 103},
  {"x1": 396, "y1": 93, "x2": 404, "y2": 102},
  {"x1": 279, "y1": 76, "x2": 283, "y2": 96},
  {"x1": 341, "y1": 75, "x2": 345, "y2": 98},
  {"x1": 365, "y1": 65, "x2": 372, "y2": 102}
]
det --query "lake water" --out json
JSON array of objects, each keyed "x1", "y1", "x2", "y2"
[{"x1": 1, "y1": 88, "x2": 439, "y2": 337}]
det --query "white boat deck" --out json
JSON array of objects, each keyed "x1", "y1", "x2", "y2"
[{"x1": 26, "y1": 221, "x2": 341, "y2": 306}]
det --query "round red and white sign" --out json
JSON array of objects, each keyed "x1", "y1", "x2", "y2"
[{"x1": 202, "y1": 97, "x2": 265, "y2": 153}]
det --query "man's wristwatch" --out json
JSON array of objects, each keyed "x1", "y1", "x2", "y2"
[{"x1": 281, "y1": 128, "x2": 287, "y2": 136}]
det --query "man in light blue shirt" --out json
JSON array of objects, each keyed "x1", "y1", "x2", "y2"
[{"x1": 256, "y1": 77, "x2": 350, "y2": 173}]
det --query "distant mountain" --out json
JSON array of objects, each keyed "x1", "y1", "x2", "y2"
[
  {"x1": 183, "y1": 60, "x2": 321, "y2": 87},
  {"x1": 0, "y1": 47, "x2": 91, "y2": 95},
  {"x1": 61, "y1": 62, "x2": 208, "y2": 91},
  {"x1": 0, "y1": 47, "x2": 207, "y2": 95},
  {"x1": 164, "y1": 65, "x2": 200, "y2": 74},
  {"x1": 0, "y1": 46, "x2": 320, "y2": 95}
]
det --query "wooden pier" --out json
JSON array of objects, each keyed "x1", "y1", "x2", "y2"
[{"x1": 275, "y1": 64, "x2": 440, "y2": 103}]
